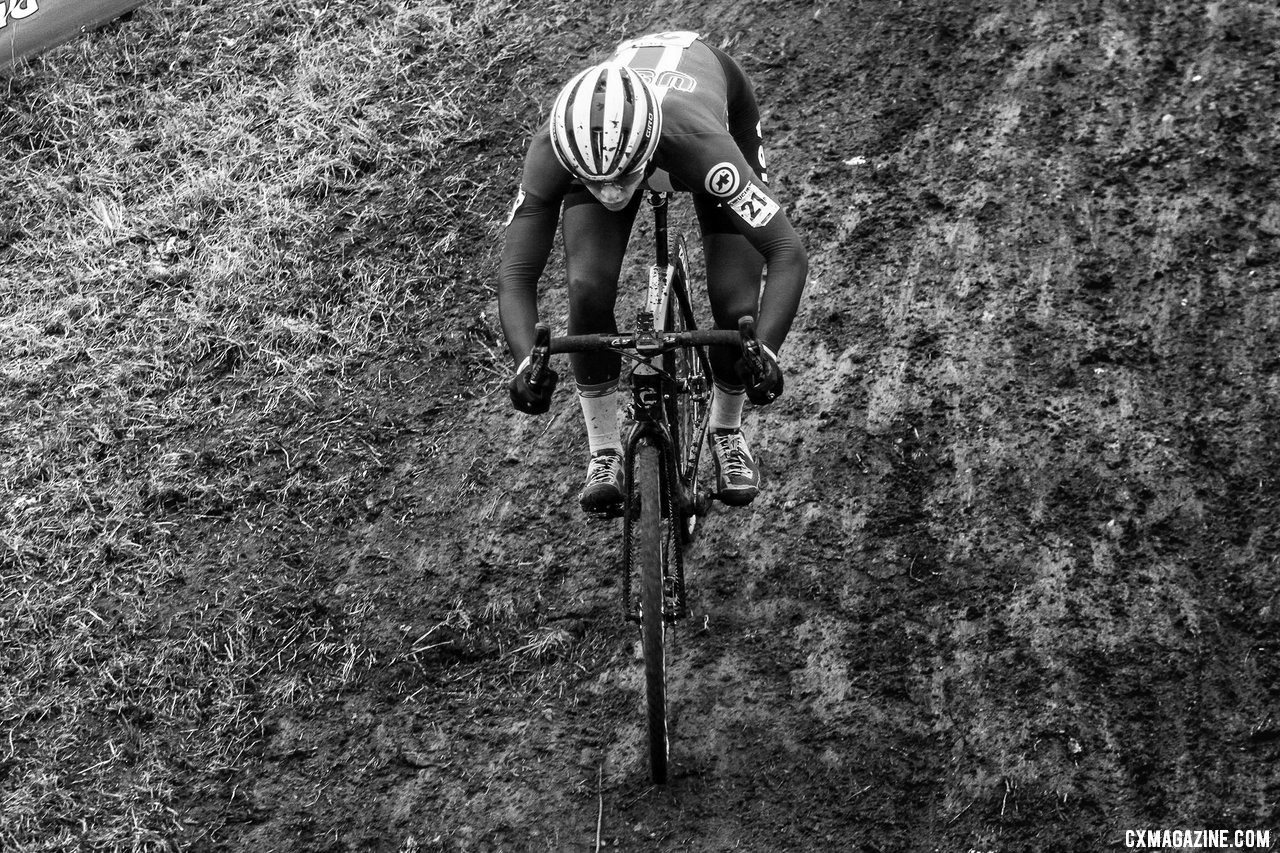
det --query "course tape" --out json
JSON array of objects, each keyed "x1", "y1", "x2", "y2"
[{"x1": 1, "y1": 0, "x2": 147, "y2": 74}]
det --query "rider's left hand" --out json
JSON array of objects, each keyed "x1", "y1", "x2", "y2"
[{"x1": 508, "y1": 356, "x2": 559, "y2": 414}]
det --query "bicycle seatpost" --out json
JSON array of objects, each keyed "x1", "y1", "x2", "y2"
[{"x1": 529, "y1": 322, "x2": 552, "y2": 383}]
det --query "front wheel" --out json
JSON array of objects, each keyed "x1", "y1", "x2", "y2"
[
  {"x1": 662, "y1": 237, "x2": 713, "y2": 542},
  {"x1": 633, "y1": 439, "x2": 669, "y2": 784}
]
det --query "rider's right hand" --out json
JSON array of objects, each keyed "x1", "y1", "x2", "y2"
[
  {"x1": 508, "y1": 355, "x2": 559, "y2": 415},
  {"x1": 734, "y1": 316, "x2": 784, "y2": 405}
]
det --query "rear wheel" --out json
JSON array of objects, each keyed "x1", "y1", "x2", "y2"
[{"x1": 633, "y1": 439, "x2": 668, "y2": 784}]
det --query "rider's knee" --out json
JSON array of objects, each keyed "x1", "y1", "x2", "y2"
[
  {"x1": 567, "y1": 277, "x2": 618, "y2": 324},
  {"x1": 709, "y1": 294, "x2": 757, "y2": 330}
]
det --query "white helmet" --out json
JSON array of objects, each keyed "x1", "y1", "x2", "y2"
[{"x1": 549, "y1": 62, "x2": 662, "y2": 183}]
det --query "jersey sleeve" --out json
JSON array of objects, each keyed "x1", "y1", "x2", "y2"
[
  {"x1": 665, "y1": 135, "x2": 776, "y2": 229},
  {"x1": 664, "y1": 133, "x2": 809, "y2": 350},
  {"x1": 496, "y1": 127, "x2": 573, "y2": 361}
]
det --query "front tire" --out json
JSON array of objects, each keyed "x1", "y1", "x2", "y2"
[{"x1": 634, "y1": 439, "x2": 668, "y2": 784}]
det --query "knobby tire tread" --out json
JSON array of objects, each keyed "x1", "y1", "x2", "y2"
[{"x1": 635, "y1": 440, "x2": 668, "y2": 784}]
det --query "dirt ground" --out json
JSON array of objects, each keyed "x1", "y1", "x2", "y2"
[
  {"x1": 240, "y1": 2, "x2": 1279, "y2": 850},
  {"x1": 5, "y1": 0, "x2": 1279, "y2": 850}
]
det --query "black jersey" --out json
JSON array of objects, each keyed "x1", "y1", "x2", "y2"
[{"x1": 498, "y1": 32, "x2": 807, "y2": 358}]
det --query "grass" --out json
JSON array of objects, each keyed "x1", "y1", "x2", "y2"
[{"x1": 0, "y1": 1, "x2": 620, "y2": 848}]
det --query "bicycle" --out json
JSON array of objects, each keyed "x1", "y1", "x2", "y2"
[{"x1": 521, "y1": 190, "x2": 770, "y2": 784}]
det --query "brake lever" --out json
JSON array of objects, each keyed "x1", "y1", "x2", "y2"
[
  {"x1": 529, "y1": 322, "x2": 552, "y2": 384},
  {"x1": 737, "y1": 315, "x2": 763, "y2": 370}
]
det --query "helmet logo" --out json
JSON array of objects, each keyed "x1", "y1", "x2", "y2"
[
  {"x1": 550, "y1": 62, "x2": 662, "y2": 182},
  {"x1": 704, "y1": 162, "x2": 741, "y2": 198}
]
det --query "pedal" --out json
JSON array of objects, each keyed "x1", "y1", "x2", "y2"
[{"x1": 584, "y1": 502, "x2": 626, "y2": 520}]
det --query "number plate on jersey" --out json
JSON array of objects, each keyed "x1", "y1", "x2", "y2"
[{"x1": 728, "y1": 182, "x2": 780, "y2": 228}]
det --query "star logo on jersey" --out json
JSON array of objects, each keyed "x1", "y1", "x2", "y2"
[{"x1": 704, "y1": 162, "x2": 741, "y2": 198}]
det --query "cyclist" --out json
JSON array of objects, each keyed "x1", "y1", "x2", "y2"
[{"x1": 499, "y1": 31, "x2": 807, "y2": 513}]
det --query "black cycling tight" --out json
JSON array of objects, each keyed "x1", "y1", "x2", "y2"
[{"x1": 561, "y1": 186, "x2": 764, "y2": 389}]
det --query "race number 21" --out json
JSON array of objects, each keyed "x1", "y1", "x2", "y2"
[{"x1": 728, "y1": 181, "x2": 780, "y2": 228}]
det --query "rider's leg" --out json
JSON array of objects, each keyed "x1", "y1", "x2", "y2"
[
  {"x1": 694, "y1": 197, "x2": 766, "y2": 505},
  {"x1": 694, "y1": 196, "x2": 765, "y2": 392},
  {"x1": 562, "y1": 186, "x2": 641, "y2": 511},
  {"x1": 563, "y1": 186, "x2": 640, "y2": 384}
]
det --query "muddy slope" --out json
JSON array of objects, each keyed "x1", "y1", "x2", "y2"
[
  {"x1": 10, "y1": 0, "x2": 1274, "y2": 850},
  {"x1": 206, "y1": 3, "x2": 1280, "y2": 852},
  {"x1": 230, "y1": 1, "x2": 1278, "y2": 851}
]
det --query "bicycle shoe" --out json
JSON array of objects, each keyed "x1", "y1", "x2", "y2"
[
  {"x1": 710, "y1": 428, "x2": 761, "y2": 506},
  {"x1": 580, "y1": 448, "x2": 625, "y2": 513}
]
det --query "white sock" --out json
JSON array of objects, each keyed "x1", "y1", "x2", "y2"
[
  {"x1": 577, "y1": 381, "x2": 622, "y2": 454},
  {"x1": 708, "y1": 382, "x2": 746, "y2": 431}
]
